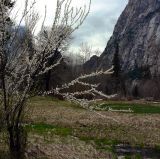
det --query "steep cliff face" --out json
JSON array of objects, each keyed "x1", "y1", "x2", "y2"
[{"x1": 98, "y1": 0, "x2": 160, "y2": 76}]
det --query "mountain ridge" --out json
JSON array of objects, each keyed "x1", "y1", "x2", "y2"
[{"x1": 87, "y1": 0, "x2": 160, "y2": 77}]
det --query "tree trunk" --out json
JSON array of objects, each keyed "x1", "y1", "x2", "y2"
[
  {"x1": 8, "y1": 125, "x2": 27, "y2": 159},
  {"x1": 45, "y1": 70, "x2": 51, "y2": 91}
]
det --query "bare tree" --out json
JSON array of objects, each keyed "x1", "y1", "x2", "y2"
[
  {"x1": 94, "y1": 49, "x2": 101, "y2": 56},
  {"x1": 79, "y1": 42, "x2": 92, "y2": 64},
  {"x1": 0, "y1": 0, "x2": 91, "y2": 158}
]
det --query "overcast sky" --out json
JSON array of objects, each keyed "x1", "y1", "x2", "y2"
[
  {"x1": 14, "y1": 0, "x2": 128, "y2": 52},
  {"x1": 71, "y1": 0, "x2": 128, "y2": 52}
]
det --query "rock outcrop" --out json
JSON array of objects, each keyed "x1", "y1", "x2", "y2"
[
  {"x1": 83, "y1": 0, "x2": 160, "y2": 99},
  {"x1": 92, "y1": 0, "x2": 160, "y2": 76},
  {"x1": 83, "y1": 55, "x2": 100, "y2": 73}
]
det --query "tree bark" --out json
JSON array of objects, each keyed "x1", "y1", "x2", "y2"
[{"x1": 8, "y1": 125, "x2": 27, "y2": 159}]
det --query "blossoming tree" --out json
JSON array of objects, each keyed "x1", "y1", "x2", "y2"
[{"x1": 0, "y1": 0, "x2": 91, "y2": 158}]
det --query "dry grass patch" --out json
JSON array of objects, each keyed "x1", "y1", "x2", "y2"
[{"x1": 25, "y1": 97, "x2": 160, "y2": 146}]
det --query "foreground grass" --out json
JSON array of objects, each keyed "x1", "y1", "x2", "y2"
[
  {"x1": 25, "y1": 97, "x2": 160, "y2": 158},
  {"x1": 25, "y1": 122, "x2": 160, "y2": 159},
  {"x1": 25, "y1": 123, "x2": 118, "y2": 150},
  {"x1": 25, "y1": 123, "x2": 72, "y2": 137},
  {"x1": 1, "y1": 96, "x2": 160, "y2": 158}
]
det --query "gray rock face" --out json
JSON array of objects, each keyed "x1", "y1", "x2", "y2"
[
  {"x1": 98, "y1": 0, "x2": 160, "y2": 76},
  {"x1": 83, "y1": 55, "x2": 100, "y2": 73}
]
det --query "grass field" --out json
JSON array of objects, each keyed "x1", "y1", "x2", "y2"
[
  {"x1": 94, "y1": 101, "x2": 160, "y2": 114},
  {"x1": 1, "y1": 96, "x2": 160, "y2": 158}
]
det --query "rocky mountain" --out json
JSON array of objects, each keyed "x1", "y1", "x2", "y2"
[
  {"x1": 83, "y1": 55, "x2": 100, "y2": 73},
  {"x1": 89, "y1": 0, "x2": 160, "y2": 77},
  {"x1": 82, "y1": 0, "x2": 160, "y2": 99}
]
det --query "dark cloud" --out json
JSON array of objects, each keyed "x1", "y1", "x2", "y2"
[{"x1": 70, "y1": 0, "x2": 128, "y2": 52}]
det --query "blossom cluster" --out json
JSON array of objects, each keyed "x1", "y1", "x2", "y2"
[{"x1": 44, "y1": 66, "x2": 117, "y2": 108}]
